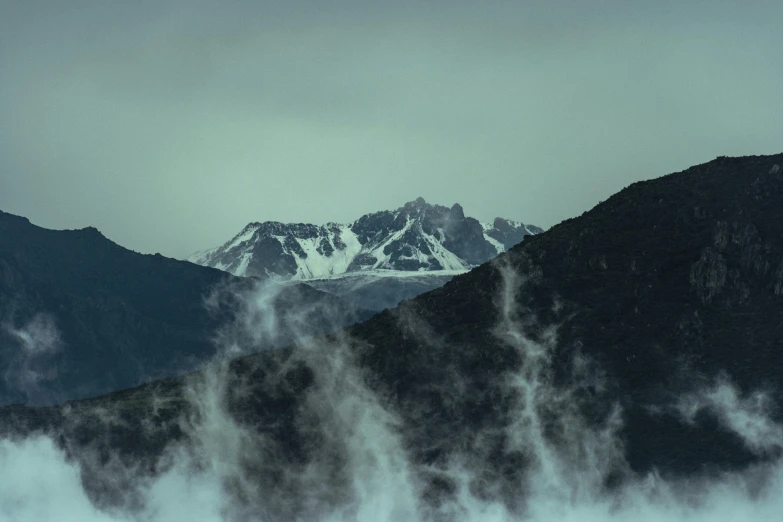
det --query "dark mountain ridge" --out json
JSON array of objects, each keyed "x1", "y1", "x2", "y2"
[{"x1": 0, "y1": 211, "x2": 367, "y2": 405}]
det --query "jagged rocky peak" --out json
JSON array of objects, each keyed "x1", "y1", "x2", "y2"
[
  {"x1": 408, "y1": 196, "x2": 428, "y2": 208},
  {"x1": 188, "y1": 199, "x2": 541, "y2": 280},
  {"x1": 449, "y1": 202, "x2": 465, "y2": 220},
  {"x1": 485, "y1": 217, "x2": 543, "y2": 251},
  {"x1": 492, "y1": 217, "x2": 513, "y2": 232}
]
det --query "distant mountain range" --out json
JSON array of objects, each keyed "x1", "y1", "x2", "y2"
[
  {"x1": 189, "y1": 198, "x2": 541, "y2": 277},
  {"x1": 189, "y1": 198, "x2": 542, "y2": 309}
]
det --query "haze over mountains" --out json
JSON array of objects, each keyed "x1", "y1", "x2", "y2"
[
  {"x1": 3, "y1": 154, "x2": 783, "y2": 521},
  {"x1": 189, "y1": 198, "x2": 541, "y2": 310}
]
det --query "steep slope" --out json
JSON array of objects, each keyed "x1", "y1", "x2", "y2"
[
  {"x1": 188, "y1": 198, "x2": 541, "y2": 279},
  {"x1": 0, "y1": 212, "x2": 367, "y2": 405},
  {"x1": 4, "y1": 154, "x2": 783, "y2": 518}
]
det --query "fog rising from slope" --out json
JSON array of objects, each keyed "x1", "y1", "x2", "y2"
[
  {"x1": 1, "y1": 0, "x2": 782, "y2": 258},
  {"x1": 1, "y1": 314, "x2": 63, "y2": 406},
  {"x1": 1, "y1": 263, "x2": 783, "y2": 521}
]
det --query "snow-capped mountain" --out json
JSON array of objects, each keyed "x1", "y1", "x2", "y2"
[{"x1": 188, "y1": 198, "x2": 542, "y2": 281}]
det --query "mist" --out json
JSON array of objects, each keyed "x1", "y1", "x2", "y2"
[
  {"x1": 1, "y1": 265, "x2": 782, "y2": 521},
  {"x1": 1, "y1": 314, "x2": 63, "y2": 406}
]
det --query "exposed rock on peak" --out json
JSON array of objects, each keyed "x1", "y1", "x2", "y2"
[
  {"x1": 449, "y1": 203, "x2": 465, "y2": 220},
  {"x1": 189, "y1": 200, "x2": 541, "y2": 280}
]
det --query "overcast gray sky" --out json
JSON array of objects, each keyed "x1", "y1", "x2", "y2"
[{"x1": 1, "y1": 0, "x2": 781, "y2": 258}]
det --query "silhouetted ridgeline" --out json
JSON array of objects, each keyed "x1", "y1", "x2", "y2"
[{"x1": 0, "y1": 212, "x2": 368, "y2": 405}]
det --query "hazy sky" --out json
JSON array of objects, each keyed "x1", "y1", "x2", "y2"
[{"x1": 1, "y1": 0, "x2": 781, "y2": 258}]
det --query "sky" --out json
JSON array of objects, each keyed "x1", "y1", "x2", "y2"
[{"x1": 0, "y1": 0, "x2": 781, "y2": 259}]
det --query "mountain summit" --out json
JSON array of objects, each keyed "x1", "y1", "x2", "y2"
[{"x1": 188, "y1": 199, "x2": 541, "y2": 280}]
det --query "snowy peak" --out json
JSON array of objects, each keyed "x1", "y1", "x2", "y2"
[
  {"x1": 188, "y1": 199, "x2": 541, "y2": 280},
  {"x1": 188, "y1": 221, "x2": 358, "y2": 280},
  {"x1": 348, "y1": 198, "x2": 490, "y2": 271},
  {"x1": 483, "y1": 217, "x2": 543, "y2": 252}
]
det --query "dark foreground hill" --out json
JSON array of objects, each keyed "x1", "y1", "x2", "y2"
[
  {"x1": 0, "y1": 212, "x2": 368, "y2": 405},
  {"x1": 2, "y1": 154, "x2": 783, "y2": 519}
]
